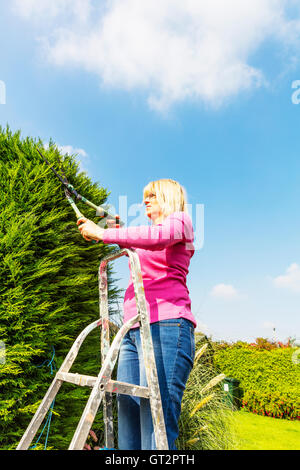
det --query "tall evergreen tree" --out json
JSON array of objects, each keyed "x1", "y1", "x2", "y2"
[{"x1": 0, "y1": 126, "x2": 121, "y2": 449}]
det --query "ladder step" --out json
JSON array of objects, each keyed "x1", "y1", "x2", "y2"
[{"x1": 56, "y1": 372, "x2": 150, "y2": 398}]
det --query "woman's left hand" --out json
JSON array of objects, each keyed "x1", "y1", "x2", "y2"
[{"x1": 77, "y1": 217, "x2": 105, "y2": 242}]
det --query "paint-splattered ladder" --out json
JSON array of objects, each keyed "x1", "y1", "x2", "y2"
[{"x1": 16, "y1": 249, "x2": 168, "y2": 450}]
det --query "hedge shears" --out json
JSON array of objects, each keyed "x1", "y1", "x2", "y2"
[{"x1": 37, "y1": 148, "x2": 122, "y2": 231}]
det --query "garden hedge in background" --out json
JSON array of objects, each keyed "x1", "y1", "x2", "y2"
[
  {"x1": 0, "y1": 126, "x2": 121, "y2": 449},
  {"x1": 214, "y1": 342, "x2": 300, "y2": 420}
]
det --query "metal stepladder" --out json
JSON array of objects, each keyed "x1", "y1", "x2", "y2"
[{"x1": 17, "y1": 248, "x2": 169, "y2": 450}]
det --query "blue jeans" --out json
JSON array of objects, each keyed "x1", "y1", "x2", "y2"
[{"x1": 117, "y1": 318, "x2": 195, "y2": 450}]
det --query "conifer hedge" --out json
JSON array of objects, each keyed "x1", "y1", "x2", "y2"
[{"x1": 0, "y1": 126, "x2": 121, "y2": 449}]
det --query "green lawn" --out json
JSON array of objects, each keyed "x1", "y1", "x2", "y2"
[{"x1": 233, "y1": 410, "x2": 300, "y2": 450}]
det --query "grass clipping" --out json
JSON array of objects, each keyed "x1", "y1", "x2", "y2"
[{"x1": 176, "y1": 336, "x2": 239, "y2": 450}]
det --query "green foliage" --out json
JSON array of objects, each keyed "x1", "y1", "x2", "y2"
[
  {"x1": 0, "y1": 126, "x2": 121, "y2": 449},
  {"x1": 242, "y1": 390, "x2": 299, "y2": 420},
  {"x1": 214, "y1": 341, "x2": 300, "y2": 420}
]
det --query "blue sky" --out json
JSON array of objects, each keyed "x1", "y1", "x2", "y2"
[{"x1": 1, "y1": 0, "x2": 300, "y2": 342}]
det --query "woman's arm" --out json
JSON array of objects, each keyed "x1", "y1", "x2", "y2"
[
  {"x1": 77, "y1": 213, "x2": 193, "y2": 250},
  {"x1": 103, "y1": 218, "x2": 184, "y2": 250}
]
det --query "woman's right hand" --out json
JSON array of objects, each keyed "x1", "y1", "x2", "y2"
[{"x1": 106, "y1": 215, "x2": 120, "y2": 229}]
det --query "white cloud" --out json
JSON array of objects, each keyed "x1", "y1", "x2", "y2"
[
  {"x1": 12, "y1": 0, "x2": 91, "y2": 23},
  {"x1": 12, "y1": 0, "x2": 300, "y2": 111},
  {"x1": 210, "y1": 283, "x2": 239, "y2": 300},
  {"x1": 58, "y1": 145, "x2": 88, "y2": 159},
  {"x1": 44, "y1": 142, "x2": 89, "y2": 173},
  {"x1": 273, "y1": 263, "x2": 300, "y2": 293},
  {"x1": 58, "y1": 145, "x2": 89, "y2": 173}
]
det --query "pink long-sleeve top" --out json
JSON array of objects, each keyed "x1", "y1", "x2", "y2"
[{"x1": 102, "y1": 211, "x2": 197, "y2": 329}]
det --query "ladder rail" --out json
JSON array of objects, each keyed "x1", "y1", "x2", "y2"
[
  {"x1": 68, "y1": 313, "x2": 140, "y2": 450},
  {"x1": 98, "y1": 250, "x2": 130, "y2": 447},
  {"x1": 98, "y1": 249, "x2": 130, "y2": 448},
  {"x1": 17, "y1": 319, "x2": 101, "y2": 450},
  {"x1": 99, "y1": 254, "x2": 113, "y2": 447},
  {"x1": 98, "y1": 249, "x2": 138, "y2": 448},
  {"x1": 56, "y1": 373, "x2": 150, "y2": 398},
  {"x1": 98, "y1": 248, "x2": 168, "y2": 450},
  {"x1": 129, "y1": 250, "x2": 169, "y2": 450}
]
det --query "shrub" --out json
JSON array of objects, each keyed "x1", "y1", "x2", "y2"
[
  {"x1": 214, "y1": 342, "x2": 300, "y2": 420},
  {"x1": 242, "y1": 390, "x2": 300, "y2": 420},
  {"x1": 0, "y1": 126, "x2": 121, "y2": 449}
]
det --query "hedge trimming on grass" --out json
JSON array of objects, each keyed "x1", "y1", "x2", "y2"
[
  {"x1": 214, "y1": 345, "x2": 300, "y2": 420},
  {"x1": 0, "y1": 127, "x2": 121, "y2": 449}
]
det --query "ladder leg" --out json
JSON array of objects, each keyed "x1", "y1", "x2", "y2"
[
  {"x1": 103, "y1": 393, "x2": 114, "y2": 448},
  {"x1": 16, "y1": 319, "x2": 100, "y2": 450},
  {"x1": 68, "y1": 314, "x2": 140, "y2": 450},
  {"x1": 99, "y1": 249, "x2": 169, "y2": 450},
  {"x1": 99, "y1": 262, "x2": 114, "y2": 449},
  {"x1": 129, "y1": 251, "x2": 169, "y2": 450},
  {"x1": 68, "y1": 377, "x2": 105, "y2": 450},
  {"x1": 16, "y1": 378, "x2": 63, "y2": 450}
]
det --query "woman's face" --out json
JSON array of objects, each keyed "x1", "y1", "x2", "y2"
[{"x1": 144, "y1": 192, "x2": 163, "y2": 224}]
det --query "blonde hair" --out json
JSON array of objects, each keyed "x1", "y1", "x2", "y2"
[{"x1": 143, "y1": 179, "x2": 188, "y2": 218}]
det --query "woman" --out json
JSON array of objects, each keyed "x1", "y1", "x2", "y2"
[{"x1": 77, "y1": 179, "x2": 197, "y2": 450}]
